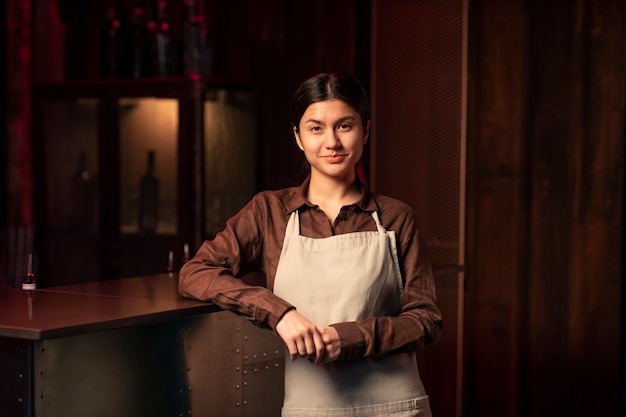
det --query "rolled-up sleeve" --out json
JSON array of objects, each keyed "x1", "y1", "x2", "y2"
[{"x1": 178, "y1": 195, "x2": 295, "y2": 330}]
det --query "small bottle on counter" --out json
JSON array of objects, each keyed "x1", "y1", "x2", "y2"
[
  {"x1": 167, "y1": 250, "x2": 175, "y2": 274},
  {"x1": 22, "y1": 253, "x2": 36, "y2": 290}
]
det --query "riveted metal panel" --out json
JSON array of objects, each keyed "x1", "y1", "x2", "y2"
[
  {"x1": 184, "y1": 311, "x2": 284, "y2": 417},
  {"x1": 241, "y1": 318, "x2": 284, "y2": 417},
  {"x1": 183, "y1": 311, "x2": 243, "y2": 416},
  {"x1": 34, "y1": 319, "x2": 189, "y2": 417},
  {"x1": 0, "y1": 337, "x2": 33, "y2": 417}
]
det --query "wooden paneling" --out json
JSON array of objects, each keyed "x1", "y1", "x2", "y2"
[
  {"x1": 465, "y1": 1, "x2": 528, "y2": 415},
  {"x1": 466, "y1": 0, "x2": 624, "y2": 416},
  {"x1": 371, "y1": 1, "x2": 466, "y2": 416}
]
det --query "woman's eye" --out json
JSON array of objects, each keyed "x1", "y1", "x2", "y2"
[
  {"x1": 337, "y1": 123, "x2": 351, "y2": 130},
  {"x1": 310, "y1": 126, "x2": 322, "y2": 132}
]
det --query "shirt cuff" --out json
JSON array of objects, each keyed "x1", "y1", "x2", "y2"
[
  {"x1": 259, "y1": 296, "x2": 295, "y2": 330},
  {"x1": 330, "y1": 322, "x2": 367, "y2": 360}
]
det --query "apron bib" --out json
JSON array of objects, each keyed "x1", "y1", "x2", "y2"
[{"x1": 273, "y1": 211, "x2": 432, "y2": 417}]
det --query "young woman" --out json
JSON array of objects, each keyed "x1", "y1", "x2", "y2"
[{"x1": 179, "y1": 73, "x2": 442, "y2": 416}]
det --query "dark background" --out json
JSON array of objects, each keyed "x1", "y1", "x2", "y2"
[{"x1": 2, "y1": 1, "x2": 624, "y2": 417}]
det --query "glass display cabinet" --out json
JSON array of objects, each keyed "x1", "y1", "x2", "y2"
[{"x1": 32, "y1": 78, "x2": 257, "y2": 287}]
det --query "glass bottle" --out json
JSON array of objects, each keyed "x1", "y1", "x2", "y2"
[
  {"x1": 103, "y1": 3, "x2": 122, "y2": 78},
  {"x1": 183, "y1": 0, "x2": 211, "y2": 78},
  {"x1": 138, "y1": 150, "x2": 159, "y2": 234},
  {"x1": 155, "y1": 0, "x2": 173, "y2": 76},
  {"x1": 130, "y1": 7, "x2": 151, "y2": 78},
  {"x1": 69, "y1": 150, "x2": 95, "y2": 232}
]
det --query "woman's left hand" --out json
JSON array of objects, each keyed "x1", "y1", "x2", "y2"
[{"x1": 318, "y1": 326, "x2": 341, "y2": 363}]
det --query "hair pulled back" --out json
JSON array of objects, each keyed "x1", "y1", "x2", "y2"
[{"x1": 290, "y1": 73, "x2": 370, "y2": 132}]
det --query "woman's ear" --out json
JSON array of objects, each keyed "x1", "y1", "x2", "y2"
[
  {"x1": 294, "y1": 126, "x2": 304, "y2": 151},
  {"x1": 363, "y1": 121, "x2": 371, "y2": 144}
]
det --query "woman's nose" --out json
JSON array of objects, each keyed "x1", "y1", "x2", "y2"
[{"x1": 324, "y1": 131, "x2": 341, "y2": 148}]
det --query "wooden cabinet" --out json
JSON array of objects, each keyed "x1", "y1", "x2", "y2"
[{"x1": 32, "y1": 78, "x2": 257, "y2": 287}]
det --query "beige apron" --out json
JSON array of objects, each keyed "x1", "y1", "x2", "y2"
[{"x1": 273, "y1": 210, "x2": 432, "y2": 417}]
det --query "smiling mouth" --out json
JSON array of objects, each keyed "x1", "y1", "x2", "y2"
[{"x1": 323, "y1": 154, "x2": 346, "y2": 161}]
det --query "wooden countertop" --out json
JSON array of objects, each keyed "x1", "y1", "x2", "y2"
[{"x1": 0, "y1": 274, "x2": 217, "y2": 341}]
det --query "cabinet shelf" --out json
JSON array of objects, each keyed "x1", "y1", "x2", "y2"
[{"x1": 32, "y1": 78, "x2": 258, "y2": 287}]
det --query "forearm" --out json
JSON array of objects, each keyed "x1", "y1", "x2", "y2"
[
  {"x1": 179, "y1": 252, "x2": 294, "y2": 330},
  {"x1": 331, "y1": 306, "x2": 442, "y2": 361}
]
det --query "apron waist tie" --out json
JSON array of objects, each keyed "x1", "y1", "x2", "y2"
[{"x1": 281, "y1": 396, "x2": 430, "y2": 417}]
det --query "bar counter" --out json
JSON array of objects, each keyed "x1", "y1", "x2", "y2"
[{"x1": 0, "y1": 274, "x2": 284, "y2": 417}]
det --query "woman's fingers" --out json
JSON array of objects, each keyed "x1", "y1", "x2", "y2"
[
  {"x1": 318, "y1": 326, "x2": 341, "y2": 363},
  {"x1": 276, "y1": 309, "x2": 325, "y2": 361}
]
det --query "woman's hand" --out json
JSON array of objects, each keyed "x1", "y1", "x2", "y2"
[
  {"x1": 276, "y1": 309, "x2": 325, "y2": 363},
  {"x1": 319, "y1": 326, "x2": 341, "y2": 363}
]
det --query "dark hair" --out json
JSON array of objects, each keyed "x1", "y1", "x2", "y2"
[{"x1": 290, "y1": 73, "x2": 370, "y2": 132}]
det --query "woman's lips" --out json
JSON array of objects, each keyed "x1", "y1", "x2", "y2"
[{"x1": 323, "y1": 154, "x2": 346, "y2": 163}]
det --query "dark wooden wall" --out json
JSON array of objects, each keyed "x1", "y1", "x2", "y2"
[{"x1": 466, "y1": 0, "x2": 624, "y2": 416}]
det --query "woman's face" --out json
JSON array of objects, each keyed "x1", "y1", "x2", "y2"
[{"x1": 294, "y1": 99, "x2": 369, "y2": 183}]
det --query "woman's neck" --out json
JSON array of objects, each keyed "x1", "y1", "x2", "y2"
[{"x1": 306, "y1": 174, "x2": 363, "y2": 221}]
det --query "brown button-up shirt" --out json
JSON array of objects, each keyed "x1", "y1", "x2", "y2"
[{"x1": 179, "y1": 177, "x2": 442, "y2": 360}]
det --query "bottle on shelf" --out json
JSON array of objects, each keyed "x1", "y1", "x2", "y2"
[
  {"x1": 69, "y1": 150, "x2": 96, "y2": 232},
  {"x1": 138, "y1": 150, "x2": 159, "y2": 234},
  {"x1": 155, "y1": 0, "x2": 173, "y2": 76},
  {"x1": 130, "y1": 7, "x2": 155, "y2": 78},
  {"x1": 103, "y1": 1, "x2": 129, "y2": 78},
  {"x1": 183, "y1": 0, "x2": 212, "y2": 78}
]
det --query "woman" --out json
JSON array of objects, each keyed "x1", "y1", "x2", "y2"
[{"x1": 179, "y1": 73, "x2": 442, "y2": 416}]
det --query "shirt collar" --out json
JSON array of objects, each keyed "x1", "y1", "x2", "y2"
[{"x1": 284, "y1": 175, "x2": 379, "y2": 214}]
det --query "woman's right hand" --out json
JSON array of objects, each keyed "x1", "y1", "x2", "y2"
[{"x1": 276, "y1": 309, "x2": 325, "y2": 363}]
